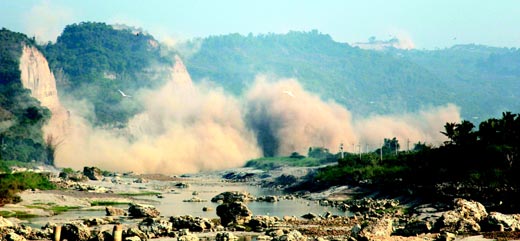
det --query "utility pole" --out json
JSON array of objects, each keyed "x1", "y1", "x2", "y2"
[
  {"x1": 407, "y1": 138, "x2": 410, "y2": 152},
  {"x1": 340, "y1": 142, "x2": 344, "y2": 159},
  {"x1": 380, "y1": 141, "x2": 383, "y2": 162},
  {"x1": 357, "y1": 143, "x2": 361, "y2": 160}
]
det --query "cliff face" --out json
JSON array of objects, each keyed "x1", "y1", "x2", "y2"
[
  {"x1": 19, "y1": 45, "x2": 69, "y2": 138},
  {"x1": 170, "y1": 55, "x2": 193, "y2": 87}
]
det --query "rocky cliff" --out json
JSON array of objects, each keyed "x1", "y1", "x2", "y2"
[
  {"x1": 170, "y1": 55, "x2": 193, "y2": 87},
  {"x1": 19, "y1": 44, "x2": 69, "y2": 138}
]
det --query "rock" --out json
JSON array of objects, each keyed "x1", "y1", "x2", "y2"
[
  {"x1": 61, "y1": 223, "x2": 91, "y2": 241},
  {"x1": 301, "y1": 213, "x2": 318, "y2": 220},
  {"x1": 354, "y1": 217, "x2": 394, "y2": 240},
  {"x1": 170, "y1": 215, "x2": 214, "y2": 232},
  {"x1": 483, "y1": 212, "x2": 520, "y2": 231},
  {"x1": 60, "y1": 171, "x2": 88, "y2": 182},
  {"x1": 216, "y1": 232, "x2": 238, "y2": 241},
  {"x1": 133, "y1": 178, "x2": 148, "y2": 183},
  {"x1": 283, "y1": 216, "x2": 298, "y2": 222},
  {"x1": 13, "y1": 225, "x2": 32, "y2": 238},
  {"x1": 138, "y1": 217, "x2": 173, "y2": 237},
  {"x1": 351, "y1": 224, "x2": 362, "y2": 238},
  {"x1": 183, "y1": 197, "x2": 207, "y2": 202},
  {"x1": 128, "y1": 203, "x2": 160, "y2": 218},
  {"x1": 6, "y1": 233, "x2": 26, "y2": 241},
  {"x1": 83, "y1": 217, "x2": 108, "y2": 226},
  {"x1": 0, "y1": 216, "x2": 14, "y2": 227},
  {"x1": 83, "y1": 166, "x2": 103, "y2": 181},
  {"x1": 123, "y1": 227, "x2": 147, "y2": 241},
  {"x1": 211, "y1": 191, "x2": 255, "y2": 203},
  {"x1": 398, "y1": 219, "x2": 433, "y2": 236},
  {"x1": 202, "y1": 206, "x2": 213, "y2": 212},
  {"x1": 90, "y1": 230, "x2": 113, "y2": 241},
  {"x1": 216, "y1": 202, "x2": 253, "y2": 226},
  {"x1": 124, "y1": 237, "x2": 141, "y2": 241},
  {"x1": 247, "y1": 216, "x2": 277, "y2": 232},
  {"x1": 257, "y1": 235, "x2": 273, "y2": 241},
  {"x1": 175, "y1": 182, "x2": 190, "y2": 188},
  {"x1": 258, "y1": 195, "x2": 278, "y2": 202},
  {"x1": 437, "y1": 232, "x2": 456, "y2": 241},
  {"x1": 435, "y1": 198, "x2": 488, "y2": 233},
  {"x1": 177, "y1": 229, "x2": 198, "y2": 241},
  {"x1": 106, "y1": 206, "x2": 127, "y2": 216},
  {"x1": 268, "y1": 229, "x2": 306, "y2": 241},
  {"x1": 453, "y1": 198, "x2": 488, "y2": 221}
]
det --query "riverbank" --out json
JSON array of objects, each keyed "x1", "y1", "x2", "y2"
[{"x1": 1, "y1": 166, "x2": 519, "y2": 240}]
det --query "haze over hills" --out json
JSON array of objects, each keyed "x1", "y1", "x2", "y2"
[{"x1": 183, "y1": 31, "x2": 519, "y2": 120}]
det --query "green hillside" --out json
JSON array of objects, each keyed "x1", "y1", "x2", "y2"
[
  {"x1": 0, "y1": 28, "x2": 51, "y2": 163},
  {"x1": 43, "y1": 22, "x2": 174, "y2": 125}
]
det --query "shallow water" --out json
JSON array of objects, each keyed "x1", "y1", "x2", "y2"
[
  {"x1": 151, "y1": 180, "x2": 344, "y2": 218},
  {"x1": 26, "y1": 177, "x2": 346, "y2": 227}
]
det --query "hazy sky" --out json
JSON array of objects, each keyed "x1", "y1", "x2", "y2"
[{"x1": 1, "y1": 0, "x2": 519, "y2": 49}]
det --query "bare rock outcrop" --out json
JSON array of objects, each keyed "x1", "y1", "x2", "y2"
[
  {"x1": 211, "y1": 191, "x2": 255, "y2": 203},
  {"x1": 83, "y1": 166, "x2": 103, "y2": 181},
  {"x1": 435, "y1": 198, "x2": 488, "y2": 233},
  {"x1": 216, "y1": 202, "x2": 253, "y2": 226},
  {"x1": 19, "y1": 44, "x2": 69, "y2": 139},
  {"x1": 128, "y1": 203, "x2": 160, "y2": 218},
  {"x1": 61, "y1": 223, "x2": 91, "y2": 241},
  {"x1": 106, "y1": 206, "x2": 127, "y2": 216}
]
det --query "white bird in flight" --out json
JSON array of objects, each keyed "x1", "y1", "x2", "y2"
[
  {"x1": 283, "y1": 90, "x2": 295, "y2": 98},
  {"x1": 118, "y1": 89, "x2": 131, "y2": 98}
]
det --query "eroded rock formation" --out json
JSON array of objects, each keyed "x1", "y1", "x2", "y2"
[{"x1": 19, "y1": 44, "x2": 69, "y2": 140}]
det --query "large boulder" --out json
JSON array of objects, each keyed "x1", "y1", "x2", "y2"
[
  {"x1": 215, "y1": 232, "x2": 238, "y2": 241},
  {"x1": 123, "y1": 227, "x2": 147, "y2": 241},
  {"x1": 357, "y1": 217, "x2": 394, "y2": 240},
  {"x1": 5, "y1": 233, "x2": 26, "y2": 241},
  {"x1": 0, "y1": 216, "x2": 14, "y2": 228},
  {"x1": 61, "y1": 223, "x2": 91, "y2": 241},
  {"x1": 435, "y1": 198, "x2": 488, "y2": 233},
  {"x1": 59, "y1": 171, "x2": 88, "y2": 182},
  {"x1": 106, "y1": 206, "x2": 127, "y2": 216},
  {"x1": 90, "y1": 230, "x2": 112, "y2": 241},
  {"x1": 138, "y1": 218, "x2": 173, "y2": 238},
  {"x1": 169, "y1": 215, "x2": 213, "y2": 232},
  {"x1": 83, "y1": 166, "x2": 103, "y2": 181},
  {"x1": 247, "y1": 216, "x2": 278, "y2": 232},
  {"x1": 216, "y1": 202, "x2": 253, "y2": 226},
  {"x1": 211, "y1": 191, "x2": 255, "y2": 203},
  {"x1": 267, "y1": 229, "x2": 306, "y2": 241},
  {"x1": 128, "y1": 203, "x2": 160, "y2": 218},
  {"x1": 482, "y1": 212, "x2": 520, "y2": 231},
  {"x1": 177, "y1": 229, "x2": 198, "y2": 241}
]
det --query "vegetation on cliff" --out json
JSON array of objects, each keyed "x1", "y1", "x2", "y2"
[
  {"x1": 44, "y1": 22, "x2": 174, "y2": 125},
  {"x1": 0, "y1": 28, "x2": 51, "y2": 163}
]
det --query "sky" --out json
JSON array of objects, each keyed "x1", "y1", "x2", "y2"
[{"x1": 1, "y1": 0, "x2": 519, "y2": 49}]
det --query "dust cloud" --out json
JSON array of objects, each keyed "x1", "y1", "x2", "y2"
[{"x1": 54, "y1": 75, "x2": 460, "y2": 174}]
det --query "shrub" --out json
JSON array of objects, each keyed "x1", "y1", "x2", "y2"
[{"x1": 0, "y1": 172, "x2": 55, "y2": 206}]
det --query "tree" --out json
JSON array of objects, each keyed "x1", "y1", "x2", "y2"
[{"x1": 441, "y1": 120, "x2": 476, "y2": 146}]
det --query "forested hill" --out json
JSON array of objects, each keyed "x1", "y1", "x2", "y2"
[
  {"x1": 0, "y1": 28, "x2": 51, "y2": 163},
  {"x1": 184, "y1": 31, "x2": 520, "y2": 119},
  {"x1": 43, "y1": 22, "x2": 175, "y2": 125}
]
